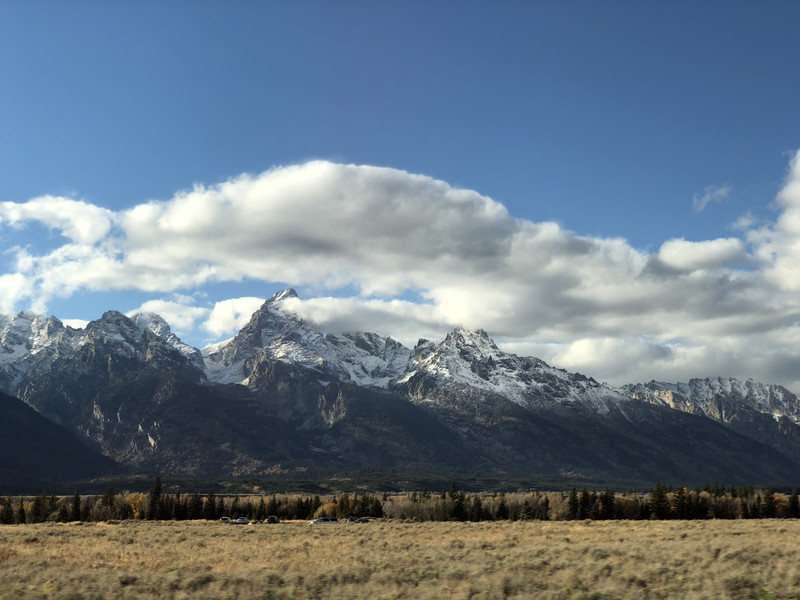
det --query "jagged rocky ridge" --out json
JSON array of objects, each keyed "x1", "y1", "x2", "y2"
[
  {"x1": 2, "y1": 289, "x2": 800, "y2": 486},
  {"x1": 624, "y1": 379, "x2": 800, "y2": 464}
]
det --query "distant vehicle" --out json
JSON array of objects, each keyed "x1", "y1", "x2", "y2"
[
  {"x1": 309, "y1": 516, "x2": 338, "y2": 524},
  {"x1": 236, "y1": 517, "x2": 249, "y2": 525},
  {"x1": 347, "y1": 517, "x2": 369, "y2": 523},
  {"x1": 265, "y1": 515, "x2": 280, "y2": 524},
  {"x1": 219, "y1": 517, "x2": 232, "y2": 524}
]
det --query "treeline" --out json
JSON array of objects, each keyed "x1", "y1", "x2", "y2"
[
  {"x1": 0, "y1": 477, "x2": 382, "y2": 524},
  {"x1": 381, "y1": 482, "x2": 800, "y2": 522},
  {"x1": 3, "y1": 479, "x2": 800, "y2": 524}
]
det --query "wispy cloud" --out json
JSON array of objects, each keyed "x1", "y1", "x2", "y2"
[
  {"x1": 693, "y1": 185, "x2": 732, "y2": 212},
  {"x1": 1, "y1": 155, "x2": 800, "y2": 390}
]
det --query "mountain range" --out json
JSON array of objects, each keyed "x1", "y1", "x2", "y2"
[{"x1": 1, "y1": 288, "x2": 799, "y2": 490}]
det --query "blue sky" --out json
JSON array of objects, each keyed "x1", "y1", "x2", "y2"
[{"x1": 2, "y1": 1, "x2": 800, "y2": 389}]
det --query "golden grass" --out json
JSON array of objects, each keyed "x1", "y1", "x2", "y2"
[{"x1": 1, "y1": 519, "x2": 799, "y2": 599}]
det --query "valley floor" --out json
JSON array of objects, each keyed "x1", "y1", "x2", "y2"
[{"x1": 0, "y1": 519, "x2": 798, "y2": 599}]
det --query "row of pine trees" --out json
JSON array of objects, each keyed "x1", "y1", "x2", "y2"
[
  {"x1": 0, "y1": 478, "x2": 383, "y2": 524},
  {"x1": 3, "y1": 479, "x2": 800, "y2": 524}
]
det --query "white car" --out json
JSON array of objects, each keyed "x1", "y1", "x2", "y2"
[{"x1": 236, "y1": 517, "x2": 249, "y2": 525}]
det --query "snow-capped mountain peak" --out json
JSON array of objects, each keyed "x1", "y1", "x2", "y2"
[
  {"x1": 202, "y1": 294, "x2": 628, "y2": 413},
  {"x1": 201, "y1": 289, "x2": 411, "y2": 387},
  {"x1": 131, "y1": 312, "x2": 205, "y2": 367},
  {"x1": 201, "y1": 289, "x2": 336, "y2": 384},
  {"x1": 397, "y1": 325, "x2": 624, "y2": 412}
]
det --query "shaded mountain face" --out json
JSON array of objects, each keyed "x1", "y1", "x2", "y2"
[
  {"x1": 0, "y1": 391, "x2": 119, "y2": 492},
  {"x1": 623, "y1": 378, "x2": 800, "y2": 464},
  {"x1": 2, "y1": 290, "x2": 800, "y2": 487}
]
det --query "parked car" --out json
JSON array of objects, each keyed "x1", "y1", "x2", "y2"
[
  {"x1": 347, "y1": 517, "x2": 369, "y2": 523},
  {"x1": 309, "y1": 516, "x2": 338, "y2": 524},
  {"x1": 219, "y1": 516, "x2": 232, "y2": 524},
  {"x1": 235, "y1": 517, "x2": 249, "y2": 525},
  {"x1": 265, "y1": 515, "x2": 280, "y2": 524}
]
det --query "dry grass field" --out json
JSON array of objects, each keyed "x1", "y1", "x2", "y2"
[{"x1": 1, "y1": 518, "x2": 798, "y2": 599}]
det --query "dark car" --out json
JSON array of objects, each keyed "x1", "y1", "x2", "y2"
[{"x1": 265, "y1": 515, "x2": 280, "y2": 524}]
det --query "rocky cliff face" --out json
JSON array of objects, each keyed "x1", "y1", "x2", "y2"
[{"x1": 623, "y1": 378, "x2": 800, "y2": 463}]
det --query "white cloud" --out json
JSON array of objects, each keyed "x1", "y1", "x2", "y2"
[
  {"x1": 732, "y1": 211, "x2": 757, "y2": 231},
  {"x1": 0, "y1": 196, "x2": 114, "y2": 244},
  {"x1": 2, "y1": 154, "x2": 800, "y2": 390},
  {"x1": 0, "y1": 273, "x2": 34, "y2": 312},
  {"x1": 751, "y1": 151, "x2": 800, "y2": 291},
  {"x1": 693, "y1": 185, "x2": 732, "y2": 212},
  {"x1": 128, "y1": 298, "x2": 209, "y2": 334},
  {"x1": 656, "y1": 237, "x2": 746, "y2": 272},
  {"x1": 203, "y1": 297, "x2": 266, "y2": 337}
]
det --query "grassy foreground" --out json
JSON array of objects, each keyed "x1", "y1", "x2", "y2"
[{"x1": 1, "y1": 519, "x2": 799, "y2": 599}]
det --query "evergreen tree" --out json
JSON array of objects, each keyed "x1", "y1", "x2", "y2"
[
  {"x1": 203, "y1": 490, "x2": 216, "y2": 520},
  {"x1": 56, "y1": 499, "x2": 69, "y2": 522},
  {"x1": 101, "y1": 486, "x2": 116, "y2": 511},
  {"x1": 147, "y1": 477, "x2": 163, "y2": 520},
  {"x1": 752, "y1": 494, "x2": 763, "y2": 519},
  {"x1": 29, "y1": 493, "x2": 48, "y2": 523},
  {"x1": 762, "y1": 490, "x2": 776, "y2": 519},
  {"x1": 495, "y1": 494, "x2": 509, "y2": 520},
  {"x1": 172, "y1": 492, "x2": 187, "y2": 520},
  {"x1": 536, "y1": 496, "x2": 550, "y2": 520},
  {"x1": 256, "y1": 497, "x2": 266, "y2": 521},
  {"x1": 649, "y1": 482, "x2": 670, "y2": 519},
  {"x1": 672, "y1": 487, "x2": 689, "y2": 519},
  {"x1": 188, "y1": 492, "x2": 203, "y2": 520},
  {"x1": 369, "y1": 496, "x2": 383, "y2": 518},
  {"x1": 598, "y1": 489, "x2": 616, "y2": 520},
  {"x1": 452, "y1": 490, "x2": 466, "y2": 521},
  {"x1": 15, "y1": 497, "x2": 26, "y2": 524},
  {"x1": 471, "y1": 495, "x2": 483, "y2": 521},
  {"x1": 577, "y1": 488, "x2": 592, "y2": 519},
  {"x1": 567, "y1": 488, "x2": 579, "y2": 520},
  {"x1": 70, "y1": 490, "x2": 81, "y2": 522},
  {"x1": 0, "y1": 498, "x2": 14, "y2": 524},
  {"x1": 789, "y1": 489, "x2": 800, "y2": 518},
  {"x1": 338, "y1": 494, "x2": 351, "y2": 518},
  {"x1": 448, "y1": 482, "x2": 459, "y2": 500},
  {"x1": 266, "y1": 494, "x2": 279, "y2": 517}
]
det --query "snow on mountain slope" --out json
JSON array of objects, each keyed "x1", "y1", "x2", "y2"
[
  {"x1": 624, "y1": 378, "x2": 800, "y2": 425},
  {"x1": 202, "y1": 290, "x2": 625, "y2": 412},
  {"x1": 131, "y1": 312, "x2": 205, "y2": 370},
  {"x1": 0, "y1": 308, "x2": 206, "y2": 398},
  {"x1": 202, "y1": 289, "x2": 411, "y2": 387},
  {"x1": 0, "y1": 312, "x2": 78, "y2": 391},
  {"x1": 4, "y1": 289, "x2": 797, "y2": 426},
  {"x1": 324, "y1": 332, "x2": 412, "y2": 388},
  {"x1": 398, "y1": 326, "x2": 626, "y2": 412}
]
